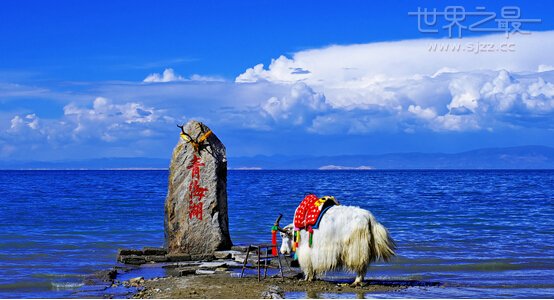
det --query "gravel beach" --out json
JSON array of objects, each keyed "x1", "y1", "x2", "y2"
[{"x1": 133, "y1": 272, "x2": 403, "y2": 299}]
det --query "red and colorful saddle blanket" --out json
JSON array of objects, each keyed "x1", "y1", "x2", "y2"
[{"x1": 293, "y1": 194, "x2": 339, "y2": 230}]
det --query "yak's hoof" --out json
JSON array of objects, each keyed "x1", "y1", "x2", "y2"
[{"x1": 350, "y1": 281, "x2": 365, "y2": 287}]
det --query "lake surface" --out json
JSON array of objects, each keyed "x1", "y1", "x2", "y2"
[{"x1": 0, "y1": 170, "x2": 553, "y2": 298}]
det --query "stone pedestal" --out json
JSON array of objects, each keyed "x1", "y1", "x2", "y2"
[{"x1": 164, "y1": 120, "x2": 232, "y2": 255}]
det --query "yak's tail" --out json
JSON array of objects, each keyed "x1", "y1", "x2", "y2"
[{"x1": 370, "y1": 217, "x2": 396, "y2": 262}]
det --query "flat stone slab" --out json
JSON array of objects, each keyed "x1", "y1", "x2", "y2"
[
  {"x1": 233, "y1": 254, "x2": 247, "y2": 263},
  {"x1": 198, "y1": 262, "x2": 227, "y2": 269},
  {"x1": 119, "y1": 255, "x2": 146, "y2": 265},
  {"x1": 224, "y1": 260, "x2": 245, "y2": 268},
  {"x1": 231, "y1": 245, "x2": 249, "y2": 252},
  {"x1": 162, "y1": 261, "x2": 202, "y2": 268},
  {"x1": 191, "y1": 254, "x2": 215, "y2": 261},
  {"x1": 118, "y1": 249, "x2": 143, "y2": 256},
  {"x1": 214, "y1": 250, "x2": 243, "y2": 259},
  {"x1": 177, "y1": 267, "x2": 199, "y2": 276},
  {"x1": 144, "y1": 255, "x2": 168, "y2": 263},
  {"x1": 143, "y1": 247, "x2": 167, "y2": 256},
  {"x1": 195, "y1": 269, "x2": 216, "y2": 275},
  {"x1": 166, "y1": 254, "x2": 192, "y2": 262}
]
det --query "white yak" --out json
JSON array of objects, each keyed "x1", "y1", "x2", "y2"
[{"x1": 277, "y1": 205, "x2": 395, "y2": 286}]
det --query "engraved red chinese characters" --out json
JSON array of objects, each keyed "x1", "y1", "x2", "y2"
[{"x1": 187, "y1": 154, "x2": 208, "y2": 220}]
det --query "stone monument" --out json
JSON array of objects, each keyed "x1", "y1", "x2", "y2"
[{"x1": 164, "y1": 120, "x2": 232, "y2": 256}]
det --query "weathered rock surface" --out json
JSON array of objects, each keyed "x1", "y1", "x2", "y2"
[
  {"x1": 195, "y1": 269, "x2": 216, "y2": 275},
  {"x1": 143, "y1": 247, "x2": 167, "y2": 256},
  {"x1": 198, "y1": 262, "x2": 227, "y2": 269},
  {"x1": 119, "y1": 255, "x2": 147, "y2": 265},
  {"x1": 214, "y1": 250, "x2": 243, "y2": 259},
  {"x1": 231, "y1": 245, "x2": 249, "y2": 252},
  {"x1": 261, "y1": 285, "x2": 284, "y2": 299},
  {"x1": 165, "y1": 120, "x2": 232, "y2": 255},
  {"x1": 118, "y1": 249, "x2": 143, "y2": 256},
  {"x1": 166, "y1": 254, "x2": 192, "y2": 262},
  {"x1": 144, "y1": 255, "x2": 168, "y2": 263}
]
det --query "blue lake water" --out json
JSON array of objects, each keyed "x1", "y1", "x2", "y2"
[{"x1": 0, "y1": 170, "x2": 553, "y2": 298}]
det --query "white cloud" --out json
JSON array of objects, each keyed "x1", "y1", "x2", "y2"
[
  {"x1": 538, "y1": 64, "x2": 554, "y2": 73},
  {"x1": 9, "y1": 114, "x2": 39, "y2": 132},
  {"x1": 235, "y1": 31, "x2": 554, "y2": 133},
  {"x1": 2, "y1": 31, "x2": 554, "y2": 160},
  {"x1": 236, "y1": 31, "x2": 554, "y2": 86},
  {"x1": 261, "y1": 82, "x2": 329, "y2": 127},
  {"x1": 143, "y1": 68, "x2": 226, "y2": 83},
  {"x1": 62, "y1": 97, "x2": 173, "y2": 141},
  {"x1": 408, "y1": 105, "x2": 437, "y2": 120},
  {"x1": 143, "y1": 68, "x2": 185, "y2": 83}
]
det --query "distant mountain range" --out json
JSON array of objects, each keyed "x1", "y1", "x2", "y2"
[
  {"x1": 1, "y1": 146, "x2": 554, "y2": 170},
  {"x1": 230, "y1": 145, "x2": 554, "y2": 170}
]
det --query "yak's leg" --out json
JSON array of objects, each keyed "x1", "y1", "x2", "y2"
[
  {"x1": 304, "y1": 271, "x2": 316, "y2": 281},
  {"x1": 350, "y1": 274, "x2": 364, "y2": 286},
  {"x1": 350, "y1": 266, "x2": 367, "y2": 287}
]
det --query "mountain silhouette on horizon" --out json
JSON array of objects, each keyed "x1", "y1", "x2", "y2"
[{"x1": 1, "y1": 145, "x2": 554, "y2": 170}]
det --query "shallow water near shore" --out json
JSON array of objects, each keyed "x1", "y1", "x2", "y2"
[{"x1": 0, "y1": 170, "x2": 553, "y2": 298}]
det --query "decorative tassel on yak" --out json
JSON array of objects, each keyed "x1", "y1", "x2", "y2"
[
  {"x1": 292, "y1": 230, "x2": 300, "y2": 260},
  {"x1": 271, "y1": 225, "x2": 278, "y2": 256},
  {"x1": 308, "y1": 227, "x2": 314, "y2": 247},
  {"x1": 293, "y1": 229, "x2": 300, "y2": 251}
]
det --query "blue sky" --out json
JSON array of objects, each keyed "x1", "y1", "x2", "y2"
[{"x1": 1, "y1": 0, "x2": 554, "y2": 161}]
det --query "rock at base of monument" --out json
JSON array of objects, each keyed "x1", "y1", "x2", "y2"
[
  {"x1": 191, "y1": 254, "x2": 215, "y2": 261},
  {"x1": 231, "y1": 245, "x2": 249, "y2": 252},
  {"x1": 233, "y1": 254, "x2": 247, "y2": 263},
  {"x1": 166, "y1": 254, "x2": 192, "y2": 262},
  {"x1": 144, "y1": 255, "x2": 168, "y2": 263},
  {"x1": 162, "y1": 261, "x2": 202, "y2": 268},
  {"x1": 198, "y1": 262, "x2": 227, "y2": 269},
  {"x1": 214, "y1": 250, "x2": 243, "y2": 259},
  {"x1": 214, "y1": 267, "x2": 229, "y2": 273},
  {"x1": 233, "y1": 254, "x2": 261, "y2": 266},
  {"x1": 118, "y1": 249, "x2": 143, "y2": 256},
  {"x1": 177, "y1": 267, "x2": 199, "y2": 276},
  {"x1": 119, "y1": 255, "x2": 147, "y2": 265},
  {"x1": 195, "y1": 269, "x2": 216, "y2": 275},
  {"x1": 143, "y1": 247, "x2": 167, "y2": 256}
]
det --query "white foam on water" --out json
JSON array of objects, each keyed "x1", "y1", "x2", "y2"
[{"x1": 50, "y1": 281, "x2": 84, "y2": 290}]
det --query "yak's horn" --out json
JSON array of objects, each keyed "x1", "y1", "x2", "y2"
[
  {"x1": 177, "y1": 124, "x2": 195, "y2": 142},
  {"x1": 274, "y1": 214, "x2": 288, "y2": 233}
]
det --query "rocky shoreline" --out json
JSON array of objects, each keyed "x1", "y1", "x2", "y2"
[{"x1": 73, "y1": 246, "x2": 411, "y2": 299}]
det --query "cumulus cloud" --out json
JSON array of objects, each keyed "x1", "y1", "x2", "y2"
[
  {"x1": 261, "y1": 82, "x2": 330, "y2": 127},
  {"x1": 1, "y1": 96, "x2": 180, "y2": 158},
  {"x1": 62, "y1": 97, "x2": 175, "y2": 142},
  {"x1": 143, "y1": 68, "x2": 185, "y2": 82},
  {"x1": 2, "y1": 31, "x2": 554, "y2": 160},
  {"x1": 236, "y1": 31, "x2": 554, "y2": 85},
  {"x1": 9, "y1": 114, "x2": 39, "y2": 132},
  {"x1": 143, "y1": 68, "x2": 225, "y2": 83},
  {"x1": 235, "y1": 31, "x2": 554, "y2": 133}
]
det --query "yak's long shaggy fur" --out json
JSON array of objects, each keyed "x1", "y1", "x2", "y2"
[{"x1": 282, "y1": 205, "x2": 395, "y2": 284}]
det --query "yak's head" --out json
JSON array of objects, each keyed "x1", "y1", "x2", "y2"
[
  {"x1": 274, "y1": 214, "x2": 294, "y2": 255},
  {"x1": 279, "y1": 224, "x2": 295, "y2": 255}
]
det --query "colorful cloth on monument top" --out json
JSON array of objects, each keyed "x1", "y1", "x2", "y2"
[{"x1": 293, "y1": 194, "x2": 339, "y2": 229}]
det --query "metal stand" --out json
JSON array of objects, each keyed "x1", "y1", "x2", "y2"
[{"x1": 240, "y1": 243, "x2": 285, "y2": 281}]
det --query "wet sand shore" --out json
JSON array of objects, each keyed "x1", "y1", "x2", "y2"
[{"x1": 133, "y1": 272, "x2": 404, "y2": 299}]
